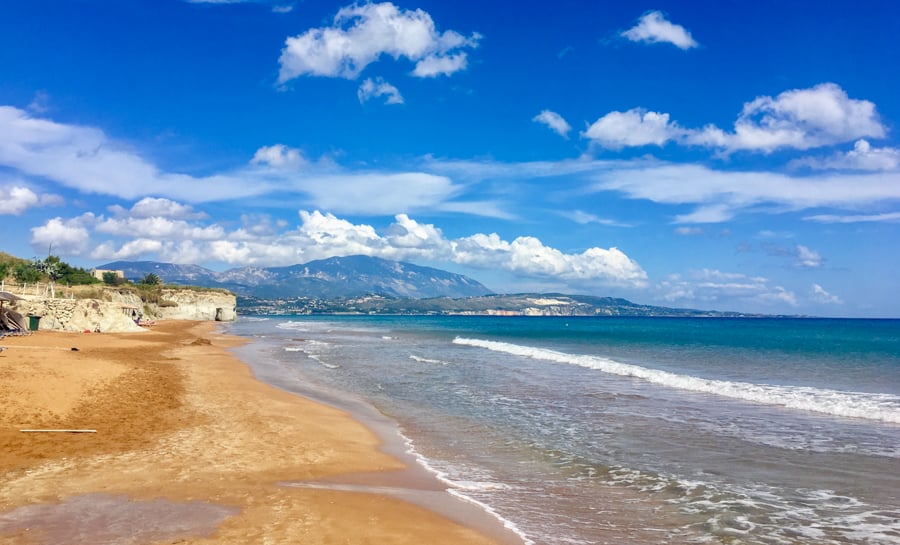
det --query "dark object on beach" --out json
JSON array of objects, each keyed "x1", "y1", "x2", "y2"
[
  {"x1": 0, "y1": 307, "x2": 30, "y2": 335},
  {"x1": 71, "y1": 347, "x2": 80, "y2": 351},
  {"x1": 0, "y1": 291, "x2": 25, "y2": 303}
]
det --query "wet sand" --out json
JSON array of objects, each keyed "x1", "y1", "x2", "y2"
[{"x1": 0, "y1": 321, "x2": 505, "y2": 545}]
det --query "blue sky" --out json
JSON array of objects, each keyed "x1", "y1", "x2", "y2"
[{"x1": 2, "y1": 0, "x2": 899, "y2": 317}]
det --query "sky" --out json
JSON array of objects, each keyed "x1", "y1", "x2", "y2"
[{"x1": 1, "y1": 0, "x2": 899, "y2": 317}]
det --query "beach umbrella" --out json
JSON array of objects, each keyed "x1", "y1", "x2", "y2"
[
  {"x1": 0, "y1": 291, "x2": 24, "y2": 309},
  {"x1": 0, "y1": 291, "x2": 24, "y2": 302}
]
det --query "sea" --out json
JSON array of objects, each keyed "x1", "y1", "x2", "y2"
[{"x1": 223, "y1": 315, "x2": 900, "y2": 545}]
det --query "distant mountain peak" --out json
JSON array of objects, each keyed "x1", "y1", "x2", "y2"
[{"x1": 99, "y1": 255, "x2": 493, "y2": 299}]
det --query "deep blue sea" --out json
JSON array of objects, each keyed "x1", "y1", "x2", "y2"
[{"x1": 224, "y1": 316, "x2": 900, "y2": 545}]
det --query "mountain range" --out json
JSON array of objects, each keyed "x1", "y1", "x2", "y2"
[{"x1": 100, "y1": 255, "x2": 493, "y2": 299}]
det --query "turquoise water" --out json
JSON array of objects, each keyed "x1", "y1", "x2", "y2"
[{"x1": 227, "y1": 316, "x2": 900, "y2": 544}]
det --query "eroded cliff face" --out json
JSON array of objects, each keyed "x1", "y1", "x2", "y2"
[
  {"x1": 14, "y1": 288, "x2": 236, "y2": 333},
  {"x1": 152, "y1": 289, "x2": 237, "y2": 322}
]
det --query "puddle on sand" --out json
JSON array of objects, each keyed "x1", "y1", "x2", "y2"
[{"x1": 0, "y1": 493, "x2": 239, "y2": 545}]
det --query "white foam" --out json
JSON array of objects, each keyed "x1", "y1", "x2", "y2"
[
  {"x1": 283, "y1": 347, "x2": 303, "y2": 352},
  {"x1": 396, "y1": 429, "x2": 535, "y2": 545},
  {"x1": 409, "y1": 355, "x2": 451, "y2": 365},
  {"x1": 306, "y1": 354, "x2": 340, "y2": 369},
  {"x1": 453, "y1": 337, "x2": 900, "y2": 424}
]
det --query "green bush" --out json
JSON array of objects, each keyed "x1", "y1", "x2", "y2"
[
  {"x1": 139, "y1": 273, "x2": 162, "y2": 286},
  {"x1": 14, "y1": 262, "x2": 41, "y2": 283}
]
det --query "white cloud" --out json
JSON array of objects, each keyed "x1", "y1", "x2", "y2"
[
  {"x1": 412, "y1": 53, "x2": 469, "y2": 78},
  {"x1": 0, "y1": 186, "x2": 39, "y2": 215},
  {"x1": 128, "y1": 197, "x2": 205, "y2": 220},
  {"x1": 791, "y1": 139, "x2": 900, "y2": 171},
  {"x1": 659, "y1": 269, "x2": 798, "y2": 307},
  {"x1": 0, "y1": 108, "x2": 484, "y2": 216},
  {"x1": 184, "y1": 0, "x2": 293, "y2": 10},
  {"x1": 591, "y1": 163, "x2": 900, "y2": 223},
  {"x1": 95, "y1": 216, "x2": 225, "y2": 241},
  {"x1": 450, "y1": 234, "x2": 646, "y2": 286},
  {"x1": 583, "y1": 109, "x2": 682, "y2": 149},
  {"x1": 27, "y1": 91, "x2": 50, "y2": 114},
  {"x1": 811, "y1": 284, "x2": 843, "y2": 305},
  {"x1": 91, "y1": 238, "x2": 164, "y2": 261},
  {"x1": 277, "y1": 2, "x2": 480, "y2": 82},
  {"x1": 250, "y1": 144, "x2": 307, "y2": 169},
  {"x1": 0, "y1": 185, "x2": 62, "y2": 214},
  {"x1": 30, "y1": 215, "x2": 94, "y2": 256},
  {"x1": 0, "y1": 106, "x2": 265, "y2": 202},
  {"x1": 563, "y1": 210, "x2": 623, "y2": 226},
  {"x1": 358, "y1": 77, "x2": 404, "y2": 105},
  {"x1": 795, "y1": 245, "x2": 823, "y2": 268},
  {"x1": 674, "y1": 226, "x2": 704, "y2": 236},
  {"x1": 621, "y1": 11, "x2": 698, "y2": 50},
  {"x1": 384, "y1": 213, "x2": 447, "y2": 252},
  {"x1": 533, "y1": 110, "x2": 571, "y2": 138},
  {"x1": 712, "y1": 83, "x2": 886, "y2": 153},
  {"x1": 583, "y1": 84, "x2": 886, "y2": 153},
  {"x1": 37, "y1": 205, "x2": 647, "y2": 287},
  {"x1": 804, "y1": 211, "x2": 900, "y2": 223}
]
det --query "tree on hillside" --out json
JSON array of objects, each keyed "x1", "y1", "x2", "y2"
[
  {"x1": 14, "y1": 262, "x2": 41, "y2": 283},
  {"x1": 102, "y1": 271, "x2": 125, "y2": 286},
  {"x1": 139, "y1": 273, "x2": 162, "y2": 286}
]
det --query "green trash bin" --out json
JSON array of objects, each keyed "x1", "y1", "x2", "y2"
[{"x1": 28, "y1": 315, "x2": 41, "y2": 331}]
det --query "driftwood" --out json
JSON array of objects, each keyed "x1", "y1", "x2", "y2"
[{"x1": 20, "y1": 429, "x2": 97, "y2": 433}]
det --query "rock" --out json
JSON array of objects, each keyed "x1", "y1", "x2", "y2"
[{"x1": 11, "y1": 288, "x2": 236, "y2": 332}]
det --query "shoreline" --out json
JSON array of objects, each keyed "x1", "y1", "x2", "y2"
[{"x1": 0, "y1": 321, "x2": 517, "y2": 544}]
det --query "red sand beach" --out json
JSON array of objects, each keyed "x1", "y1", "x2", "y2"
[{"x1": 0, "y1": 321, "x2": 505, "y2": 545}]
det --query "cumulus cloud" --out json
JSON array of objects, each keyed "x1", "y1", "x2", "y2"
[
  {"x1": 250, "y1": 144, "x2": 307, "y2": 169},
  {"x1": 128, "y1": 197, "x2": 206, "y2": 220},
  {"x1": 0, "y1": 185, "x2": 62, "y2": 215},
  {"x1": 583, "y1": 84, "x2": 886, "y2": 153},
  {"x1": 533, "y1": 110, "x2": 572, "y2": 138},
  {"x1": 810, "y1": 284, "x2": 843, "y2": 304},
  {"x1": 451, "y1": 233, "x2": 646, "y2": 286},
  {"x1": 701, "y1": 83, "x2": 887, "y2": 153},
  {"x1": 277, "y1": 2, "x2": 480, "y2": 82},
  {"x1": 791, "y1": 139, "x2": 900, "y2": 171},
  {"x1": 36, "y1": 203, "x2": 647, "y2": 287},
  {"x1": 358, "y1": 77, "x2": 404, "y2": 104},
  {"x1": 30, "y1": 215, "x2": 94, "y2": 256},
  {"x1": 583, "y1": 108, "x2": 683, "y2": 149},
  {"x1": 411, "y1": 53, "x2": 469, "y2": 78},
  {"x1": 95, "y1": 216, "x2": 225, "y2": 241},
  {"x1": 91, "y1": 238, "x2": 165, "y2": 261},
  {"x1": 659, "y1": 269, "x2": 797, "y2": 307},
  {"x1": 621, "y1": 11, "x2": 698, "y2": 50}
]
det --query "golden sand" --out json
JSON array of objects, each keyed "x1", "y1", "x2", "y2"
[{"x1": 0, "y1": 321, "x2": 504, "y2": 544}]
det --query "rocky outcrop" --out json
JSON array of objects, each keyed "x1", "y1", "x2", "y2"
[
  {"x1": 13, "y1": 288, "x2": 236, "y2": 333},
  {"x1": 152, "y1": 289, "x2": 237, "y2": 322},
  {"x1": 16, "y1": 298, "x2": 145, "y2": 333}
]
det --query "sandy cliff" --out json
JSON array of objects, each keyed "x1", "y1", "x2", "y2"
[{"x1": 13, "y1": 288, "x2": 236, "y2": 333}]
